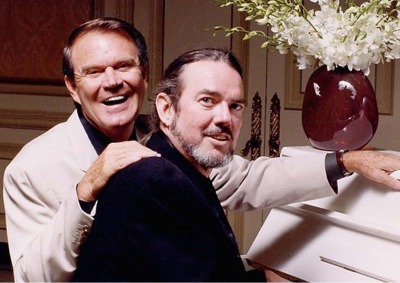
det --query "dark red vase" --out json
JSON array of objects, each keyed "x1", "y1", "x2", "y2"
[{"x1": 302, "y1": 65, "x2": 379, "y2": 151}]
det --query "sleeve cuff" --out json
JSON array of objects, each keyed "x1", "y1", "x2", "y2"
[
  {"x1": 325, "y1": 152, "x2": 346, "y2": 194},
  {"x1": 79, "y1": 200, "x2": 96, "y2": 214}
]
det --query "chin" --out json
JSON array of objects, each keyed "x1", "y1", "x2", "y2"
[{"x1": 109, "y1": 113, "x2": 135, "y2": 125}]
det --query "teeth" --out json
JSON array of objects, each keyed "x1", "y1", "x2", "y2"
[
  {"x1": 212, "y1": 135, "x2": 228, "y2": 141},
  {"x1": 103, "y1": 95, "x2": 127, "y2": 106},
  {"x1": 106, "y1": 96, "x2": 124, "y2": 102}
]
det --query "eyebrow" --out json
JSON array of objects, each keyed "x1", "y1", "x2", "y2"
[{"x1": 197, "y1": 88, "x2": 247, "y2": 105}]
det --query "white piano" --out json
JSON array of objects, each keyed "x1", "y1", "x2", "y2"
[{"x1": 246, "y1": 146, "x2": 400, "y2": 282}]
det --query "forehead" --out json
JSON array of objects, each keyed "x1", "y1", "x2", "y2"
[
  {"x1": 71, "y1": 31, "x2": 139, "y2": 67},
  {"x1": 180, "y1": 60, "x2": 244, "y2": 99}
]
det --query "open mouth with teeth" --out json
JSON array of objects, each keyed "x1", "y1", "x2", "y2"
[
  {"x1": 212, "y1": 135, "x2": 228, "y2": 141},
  {"x1": 208, "y1": 134, "x2": 230, "y2": 142},
  {"x1": 103, "y1": 95, "x2": 129, "y2": 106}
]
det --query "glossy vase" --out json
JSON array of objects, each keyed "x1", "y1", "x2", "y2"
[{"x1": 302, "y1": 65, "x2": 379, "y2": 151}]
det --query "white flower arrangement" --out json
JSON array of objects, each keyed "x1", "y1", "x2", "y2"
[{"x1": 215, "y1": 0, "x2": 400, "y2": 75}]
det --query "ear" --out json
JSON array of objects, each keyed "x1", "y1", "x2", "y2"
[
  {"x1": 64, "y1": 75, "x2": 81, "y2": 104},
  {"x1": 155, "y1": 93, "x2": 175, "y2": 127}
]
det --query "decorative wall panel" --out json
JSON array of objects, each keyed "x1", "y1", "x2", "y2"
[{"x1": 0, "y1": 0, "x2": 94, "y2": 86}]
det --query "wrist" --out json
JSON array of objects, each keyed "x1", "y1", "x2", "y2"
[
  {"x1": 76, "y1": 182, "x2": 96, "y2": 202},
  {"x1": 336, "y1": 150, "x2": 353, "y2": 177}
]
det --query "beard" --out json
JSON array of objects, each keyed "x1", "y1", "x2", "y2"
[{"x1": 170, "y1": 117, "x2": 234, "y2": 169}]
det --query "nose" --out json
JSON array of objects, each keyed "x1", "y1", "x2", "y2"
[
  {"x1": 102, "y1": 66, "x2": 123, "y2": 89},
  {"x1": 214, "y1": 102, "x2": 232, "y2": 126}
]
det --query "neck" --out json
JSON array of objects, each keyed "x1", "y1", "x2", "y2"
[
  {"x1": 105, "y1": 124, "x2": 135, "y2": 142},
  {"x1": 194, "y1": 163, "x2": 211, "y2": 177}
]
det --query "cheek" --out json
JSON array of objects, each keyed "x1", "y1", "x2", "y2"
[
  {"x1": 75, "y1": 82, "x2": 99, "y2": 102},
  {"x1": 195, "y1": 119, "x2": 212, "y2": 134},
  {"x1": 177, "y1": 115, "x2": 205, "y2": 137},
  {"x1": 126, "y1": 71, "x2": 147, "y2": 88},
  {"x1": 177, "y1": 106, "x2": 214, "y2": 132}
]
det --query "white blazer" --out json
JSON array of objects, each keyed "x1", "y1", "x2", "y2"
[{"x1": 3, "y1": 110, "x2": 335, "y2": 282}]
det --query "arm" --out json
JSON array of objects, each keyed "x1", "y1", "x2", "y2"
[
  {"x1": 3, "y1": 162, "x2": 92, "y2": 282},
  {"x1": 211, "y1": 150, "x2": 400, "y2": 211},
  {"x1": 3, "y1": 141, "x2": 159, "y2": 282},
  {"x1": 211, "y1": 154, "x2": 335, "y2": 211}
]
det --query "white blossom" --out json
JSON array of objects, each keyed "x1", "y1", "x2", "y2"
[{"x1": 215, "y1": 0, "x2": 400, "y2": 74}]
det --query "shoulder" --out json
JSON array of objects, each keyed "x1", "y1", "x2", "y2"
[
  {"x1": 14, "y1": 112, "x2": 77, "y2": 156},
  {"x1": 104, "y1": 157, "x2": 205, "y2": 206},
  {"x1": 5, "y1": 113, "x2": 81, "y2": 175},
  {"x1": 99, "y1": 157, "x2": 211, "y2": 220},
  {"x1": 112, "y1": 157, "x2": 191, "y2": 188}
]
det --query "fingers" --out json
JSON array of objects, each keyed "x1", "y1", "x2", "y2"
[
  {"x1": 344, "y1": 150, "x2": 400, "y2": 191},
  {"x1": 387, "y1": 171, "x2": 400, "y2": 190},
  {"x1": 102, "y1": 141, "x2": 159, "y2": 171},
  {"x1": 369, "y1": 170, "x2": 400, "y2": 191},
  {"x1": 122, "y1": 141, "x2": 160, "y2": 157},
  {"x1": 77, "y1": 141, "x2": 160, "y2": 201}
]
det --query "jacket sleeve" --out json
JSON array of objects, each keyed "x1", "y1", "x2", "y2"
[
  {"x1": 3, "y1": 161, "x2": 93, "y2": 282},
  {"x1": 210, "y1": 154, "x2": 336, "y2": 211}
]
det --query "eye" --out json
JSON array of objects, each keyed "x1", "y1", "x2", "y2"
[
  {"x1": 199, "y1": 96, "x2": 214, "y2": 106},
  {"x1": 84, "y1": 68, "x2": 103, "y2": 78},
  {"x1": 116, "y1": 63, "x2": 133, "y2": 72},
  {"x1": 230, "y1": 102, "x2": 245, "y2": 116},
  {"x1": 115, "y1": 60, "x2": 139, "y2": 72},
  {"x1": 231, "y1": 102, "x2": 244, "y2": 111}
]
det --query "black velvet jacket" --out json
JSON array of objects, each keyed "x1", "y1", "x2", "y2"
[{"x1": 73, "y1": 131, "x2": 265, "y2": 282}]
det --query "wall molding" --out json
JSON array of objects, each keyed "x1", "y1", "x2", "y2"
[
  {"x1": 147, "y1": 0, "x2": 165, "y2": 100},
  {"x1": 0, "y1": 213, "x2": 5, "y2": 229},
  {"x1": 94, "y1": 0, "x2": 134, "y2": 22},
  {"x1": 0, "y1": 142, "x2": 21, "y2": 160},
  {"x1": 0, "y1": 108, "x2": 69, "y2": 131},
  {"x1": 0, "y1": 83, "x2": 68, "y2": 96},
  {"x1": 226, "y1": 8, "x2": 250, "y2": 252}
]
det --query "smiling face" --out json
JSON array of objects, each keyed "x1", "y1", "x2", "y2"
[
  {"x1": 157, "y1": 60, "x2": 245, "y2": 176},
  {"x1": 65, "y1": 31, "x2": 148, "y2": 141}
]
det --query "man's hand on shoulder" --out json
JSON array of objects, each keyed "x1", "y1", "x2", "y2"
[{"x1": 77, "y1": 141, "x2": 160, "y2": 202}]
